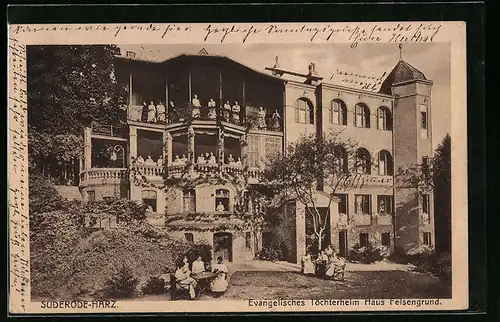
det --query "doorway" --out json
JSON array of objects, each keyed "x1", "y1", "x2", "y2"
[
  {"x1": 339, "y1": 230, "x2": 348, "y2": 258},
  {"x1": 213, "y1": 232, "x2": 233, "y2": 262}
]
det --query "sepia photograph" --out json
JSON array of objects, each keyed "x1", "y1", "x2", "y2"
[{"x1": 8, "y1": 21, "x2": 468, "y2": 313}]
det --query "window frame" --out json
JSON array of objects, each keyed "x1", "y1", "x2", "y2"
[
  {"x1": 381, "y1": 232, "x2": 391, "y2": 247},
  {"x1": 355, "y1": 148, "x2": 371, "y2": 174},
  {"x1": 377, "y1": 106, "x2": 392, "y2": 130},
  {"x1": 295, "y1": 98, "x2": 314, "y2": 124},
  {"x1": 87, "y1": 190, "x2": 95, "y2": 202},
  {"x1": 330, "y1": 99, "x2": 347, "y2": 125},
  {"x1": 141, "y1": 189, "x2": 157, "y2": 212},
  {"x1": 355, "y1": 194, "x2": 371, "y2": 215},
  {"x1": 378, "y1": 150, "x2": 394, "y2": 176},
  {"x1": 182, "y1": 189, "x2": 196, "y2": 213},
  {"x1": 359, "y1": 233, "x2": 369, "y2": 247},
  {"x1": 377, "y1": 195, "x2": 393, "y2": 215},
  {"x1": 215, "y1": 188, "x2": 230, "y2": 212},
  {"x1": 354, "y1": 103, "x2": 370, "y2": 128},
  {"x1": 423, "y1": 232, "x2": 432, "y2": 247},
  {"x1": 184, "y1": 232, "x2": 194, "y2": 242}
]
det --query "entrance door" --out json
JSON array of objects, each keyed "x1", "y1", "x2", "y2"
[
  {"x1": 339, "y1": 230, "x2": 348, "y2": 257},
  {"x1": 213, "y1": 232, "x2": 233, "y2": 262}
]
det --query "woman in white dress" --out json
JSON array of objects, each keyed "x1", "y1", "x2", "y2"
[
  {"x1": 147, "y1": 101, "x2": 157, "y2": 122},
  {"x1": 302, "y1": 252, "x2": 315, "y2": 275},
  {"x1": 210, "y1": 256, "x2": 229, "y2": 297},
  {"x1": 174, "y1": 259, "x2": 197, "y2": 299},
  {"x1": 325, "y1": 252, "x2": 345, "y2": 279},
  {"x1": 191, "y1": 256, "x2": 205, "y2": 275}
]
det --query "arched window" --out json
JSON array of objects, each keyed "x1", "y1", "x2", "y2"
[
  {"x1": 142, "y1": 190, "x2": 157, "y2": 212},
  {"x1": 355, "y1": 148, "x2": 371, "y2": 174},
  {"x1": 184, "y1": 232, "x2": 194, "y2": 242},
  {"x1": 295, "y1": 98, "x2": 314, "y2": 124},
  {"x1": 377, "y1": 106, "x2": 393, "y2": 130},
  {"x1": 378, "y1": 150, "x2": 394, "y2": 175},
  {"x1": 334, "y1": 146, "x2": 348, "y2": 174},
  {"x1": 215, "y1": 189, "x2": 230, "y2": 212},
  {"x1": 354, "y1": 103, "x2": 370, "y2": 128},
  {"x1": 330, "y1": 100, "x2": 347, "y2": 125},
  {"x1": 183, "y1": 189, "x2": 196, "y2": 213}
]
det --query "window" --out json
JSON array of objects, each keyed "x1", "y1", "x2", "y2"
[
  {"x1": 265, "y1": 137, "x2": 281, "y2": 163},
  {"x1": 141, "y1": 190, "x2": 157, "y2": 212},
  {"x1": 330, "y1": 100, "x2": 347, "y2": 125},
  {"x1": 420, "y1": 104, "x2": 429, "y2": 138},
  {"x1": 377, "y1": 106, "x2": 393, "y2": 130},
  {"x1": 334, "y1": 194, "x2": 348, "y2": 214},
  {"x1": 423, "y1": 232, "x2": 432, "y2": 247},
  {"x1": 245, "y1": 232, "x2": 252, "y2": 249},
  {"x1": 421, "y1": 194, "x2": 430, "y2": 223},
  {"x1": 355, "y1": 148, "x2": 371, "y2": 174},
  {"x1": 247, "y1": 134, "x2": 260, "y2": 168},
  {"x1": 377, "y1": 195, "x2": 393, "y2": 214},
  {"x1": 284, "y1": 200, "x2": 297, "y2": 226},
  {"x1": 87, "y1": 190, "x2": 95, "y2": 202},
  {"x1": 183, "y1": 189, "x2": 196, "y2": 213},
  {"x1": 215, "y1": 189, "x2": 230, "y2": 212},
  {"x1": 381, "y1": 233, "x2": 391, "y2": 247},
  {"x1": 359, "y1": 233, "x2": 369, "y2": 247},
  {"x1": 354, "y1": 103, "x2": 370, "y2": 128},
  {"x1": 422, "y1": 156, "x2": 430, "y2": 177},
  {"x1": 355, "y1": 195, "x2": 371, "y2": 214},
  {"x1": 184, "y1": 233, "x2": 194, "y2": 242},
  {"x1": 295, "y1": 98, "x2": 314, "y2": 124},
  {"x1": 378, "y1": 150, "x2": 394, "y2": 175},
  {"x1": 334, "y1": 146, "x2": 348, "y2": 174}
]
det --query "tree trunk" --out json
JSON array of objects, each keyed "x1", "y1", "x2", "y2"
[{"x1": 317, "y1": 230, "x2": 323, "y2": 252}]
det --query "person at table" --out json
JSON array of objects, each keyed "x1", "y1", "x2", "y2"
[
  {"x1": 210, "y1": 256, "x2": 229, "y2": 297},
  {"x1": 324, "y1": 245, "x2": 334, "y2": 259},
  {"x1": 302, "y1": 252, "x2": 315, "y2": 275},
  {"x1": 325, "y1": 252, "x2": 345, "y2": 279},
  {"x1": 136, "y1": 156, "x2": 145, "y2": 165},
  {"x1": 147, "y1": 101, "x2": 157, "y2": 122},
  {"x1": 216, "y1": 201, "x2": 226, "y2": 212},
  {"x1": 192, "y1": 256, "x2": 205, "y2": 275},
  {"x1": 145, "y1": 155, "x2": 155, "y2": 164},
  {"x1": 157, "y1": 101, "x2": 166, "y2": 123},
  {"x1": 174, "y1": 259, "x2": 197, "y2": 299}
]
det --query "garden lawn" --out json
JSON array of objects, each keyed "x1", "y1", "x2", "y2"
[{"x1": 220, "y1": 270, "x2": 451, "y2": 300}]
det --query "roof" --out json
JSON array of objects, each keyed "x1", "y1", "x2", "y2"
[
  {"x1": 379, "y1": 60, "x2": 427, "y2": 95},
  {"x1": 115, "y1": 50, "x2": 286, "y2": 84}
]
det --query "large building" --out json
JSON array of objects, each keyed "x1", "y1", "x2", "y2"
[{"x1": 76, "y1": 48, "x2": 435, "y2": 264}]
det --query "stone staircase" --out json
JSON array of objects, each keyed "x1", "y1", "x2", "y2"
[{"x1": 54, "y1": 185, "x2": 82, "y2": 201}]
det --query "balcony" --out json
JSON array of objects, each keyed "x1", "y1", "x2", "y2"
[
  {"x1": 352, "y1": 213, "x2": 372, "y2": 226},
  {"x1": 376, "y1": 213, "x2": 392, "y2": 226},
  {"x1": 79, "y1": 168, "x2": 129, "y2": 187}
]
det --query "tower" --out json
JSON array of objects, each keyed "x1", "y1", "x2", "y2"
[{"x1": 380, "y1": 53, "x2": 434, "y2": 253}]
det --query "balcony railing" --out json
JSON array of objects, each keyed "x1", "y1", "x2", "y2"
[
  {"x1": 376, "y1": 214, "x2": 392, "y2": 225},
  {"x1": 352, "y1": 213, "x2": 372, "y2": 226},
  {"x1": 135, "y1": 163, "x2": 164, "y2": 177},
  {"x1": 91, "y1": 122, "x2": 126, "y2": 138},
  {"x1": 79, "y1": 168, "x2": 129, "y2": 186}
]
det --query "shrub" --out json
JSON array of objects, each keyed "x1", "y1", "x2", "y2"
[
  {"x1": 141, "y1": 276, "x2": 166, "y2": 295},
  {"x1": 388, "y1": 248, "x2": 451, "y2": 281},
  {"x1": 100, "y1": 263, "x2": 139, "y2": 299},
  {"x1": 256, "y1": 240, "x2": 288, "y2": 261},
  {"x1": 348, "y1": 243, "x2": 384, "y2": 264}
]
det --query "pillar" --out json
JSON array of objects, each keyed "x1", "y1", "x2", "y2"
[
  {"x1": 188, "y1": 125, "x2": 195, "y2": 174},
  {"x1": 129, "y1": 126, "x2": 137, "y2": 164},
  {"x1": 164, "y1": 131, "x2": 173, "y2": 166},
  {"x1": 217, "y1": 126, "x2": 225, "y2": 164},
  {"x1": 240, "y1": 134, "x2": 247, "y2": 167},
  {"x1": 84, "y1": 127, "x2": 92, "y2": 171}
]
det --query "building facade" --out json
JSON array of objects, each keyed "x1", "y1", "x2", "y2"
[{"x1": 77, "y1": 49, "x2": 434, "y2": 264}]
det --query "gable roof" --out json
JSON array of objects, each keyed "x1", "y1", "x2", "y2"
[{"x1": 379, "y1": 60, "x2": 427, "y2": 95}]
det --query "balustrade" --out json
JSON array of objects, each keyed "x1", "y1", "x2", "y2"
[{"x1": 79, "y1": 168, "x2": 129, "y2": 186}]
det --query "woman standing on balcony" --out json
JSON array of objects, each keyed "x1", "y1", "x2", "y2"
[
  {"x1": 157, "y1": 101, "x2": 166, "y2": 123},
  {"x1": 147, "y1": 101, "x2": 157, "y2": 122}
]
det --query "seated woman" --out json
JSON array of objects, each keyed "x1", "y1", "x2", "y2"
[
  {"x1": 191, "y1": 256, "x2": 205, "y2": 275},
  {"x1": 210, "y1": 256, "x2": 229, "y2": 297},
  {"x1": 325, "y1": 252, "x2": 346, "y2": 279},
  {"x1": 174, "y1": 259, "x2": 198, "y2": 299},
  {"x1": 301, "y1": 252, "x2": 315, "y2": 275}
]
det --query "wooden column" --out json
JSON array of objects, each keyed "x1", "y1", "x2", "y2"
[
  {"x1": 129, "y1": 127, "x2": 137, "y2": 165},
  {"x1": 164, "y1": 131, "x2": 173, "y2": 166},
  {"x1": 84, "y1": 127, "x2": 92, "y2": 171}
]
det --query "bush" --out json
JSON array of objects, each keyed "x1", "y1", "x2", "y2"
[
  {"x1": 141, "y1": 276, "x2": 166, "y2": 295},
  {"x1": 256, "y1": 240, "x2": 288, "y2": 261},
  {"x1": 100, "y1": 263, "x2": 139, "y2": 299},
  {"x1": 348, "y1": 243, "x2": 384, "y2": 264},
  {"x1": 388, "y1": 248, "x2": 451, "y2": 281}
]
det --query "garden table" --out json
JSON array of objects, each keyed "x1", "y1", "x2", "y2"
[{"x1": 191, "y1": 271, "x2": 218, "y2": 298}]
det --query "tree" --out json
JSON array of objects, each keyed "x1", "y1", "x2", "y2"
[
  {"x1": 27, "y1": 45, "x2": 128, "y2": 173},
  {"x1": 396, "y1": 134, "x2": 451, "y2": 254},
  {"x1": 260, "y1": 132, "x2": 361, "y2": 252}
]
